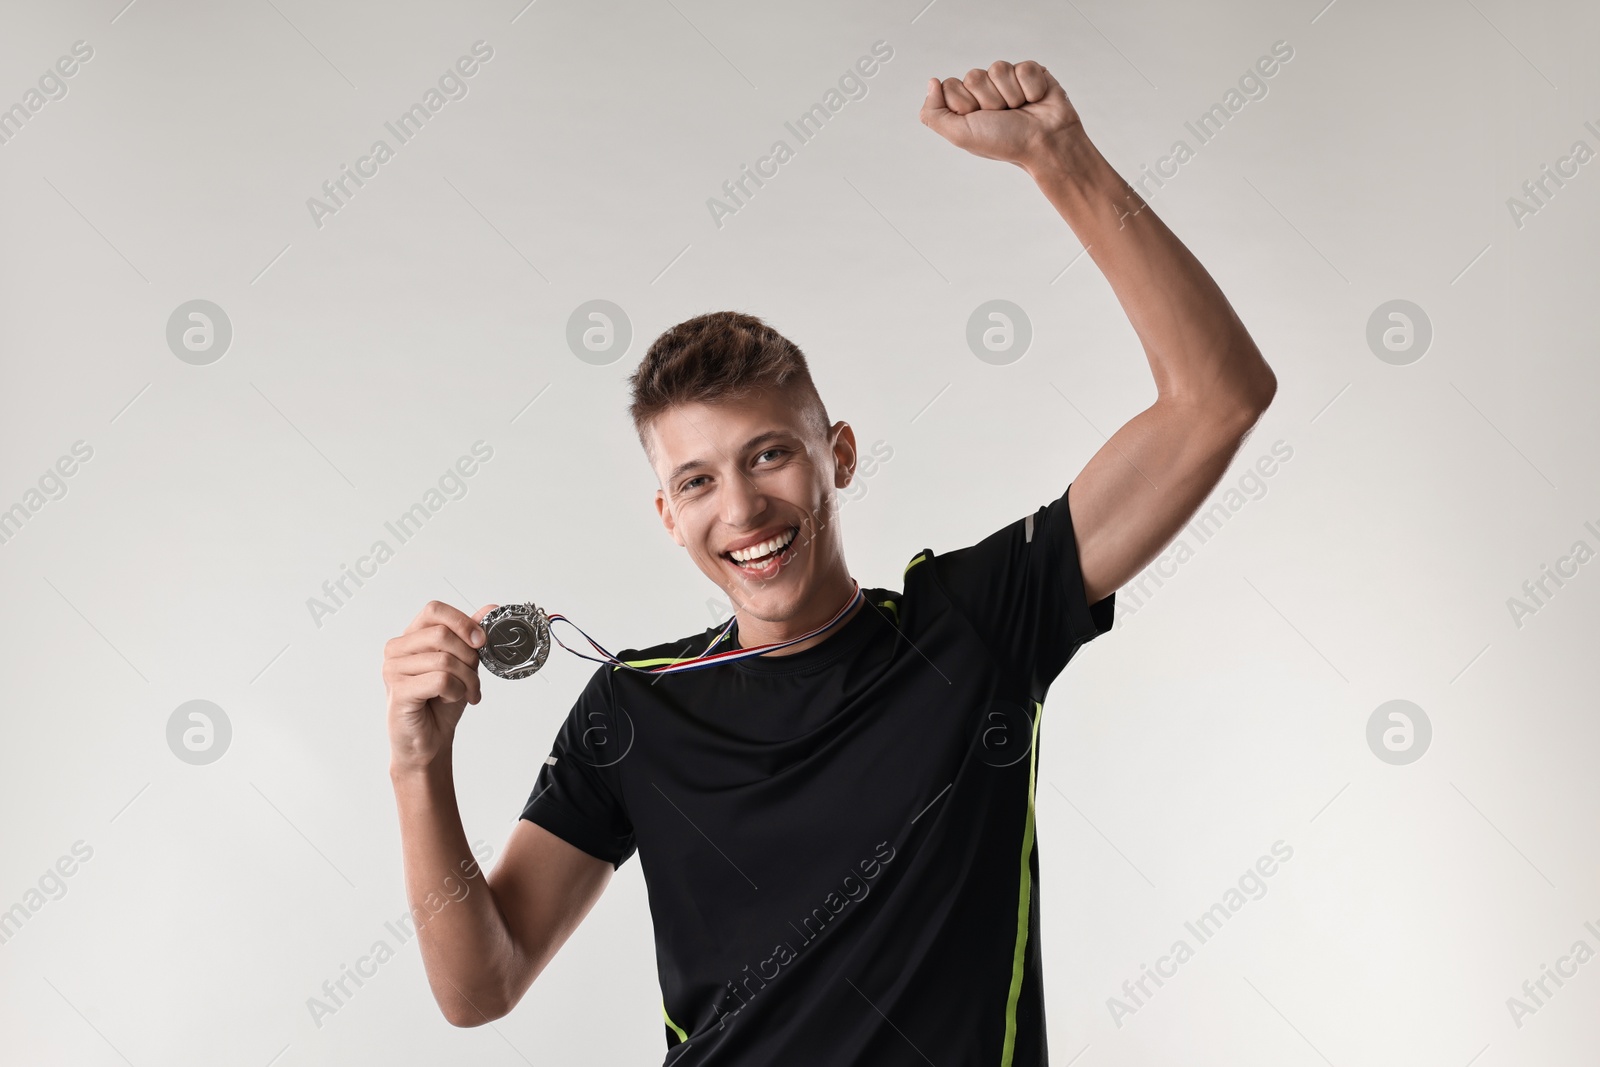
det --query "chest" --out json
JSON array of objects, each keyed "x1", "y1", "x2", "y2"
[{"x1": 615, "y1": 621, "x2": 1030, "y2": 891}]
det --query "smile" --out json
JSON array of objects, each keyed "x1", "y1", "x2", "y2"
[{"x1": 723, "y1": 526, "x2": 799, "y2": 573}]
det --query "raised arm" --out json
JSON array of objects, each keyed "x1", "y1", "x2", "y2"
[{"x1": 921, "y1": 61, "x2": 1277, "y2": 605}]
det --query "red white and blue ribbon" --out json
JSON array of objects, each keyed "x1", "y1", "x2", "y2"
[{"x1": 544, "y1": 580, "x2": 863, "y2": 676}]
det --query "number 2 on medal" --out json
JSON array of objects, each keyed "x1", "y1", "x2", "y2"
[{"x1": 493, "y1": 621, "x2": 531, "y2": 661}]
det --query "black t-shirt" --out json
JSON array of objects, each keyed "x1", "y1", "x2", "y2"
[{"x1": 520, "y1": 482, "x2": 1115, "y2": 1066}]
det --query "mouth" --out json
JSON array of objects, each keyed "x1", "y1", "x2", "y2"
[{"x1": 721, "y1": 525, "x2": 801, "y2": 578}]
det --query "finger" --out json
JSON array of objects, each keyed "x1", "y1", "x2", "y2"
[
  {"x1": 962, "y1": 67, "x2": 1006, "y2": 110},
  {"x1": 389, "y1": 668, "x2": 468, "y2": 703},
  {"x1": 394, "y1": 669, "x2": 474, "y2": 708},
  {"x1": 1014, "y1": 60, "x2": 1056, "y2": 104},
  {"x1": 404, "y1": 599, "x2": 485, "y2": 652},
  {"x1": 391, "y1": 651, "x2": 481, "y2": 704},
  {"x1": 920, "y1": 76, "x2": 967, "y2": 140},
  {"x1": 940, "y1": 76, "x2": 978, "y2": 115},
  {"x1": 387, "y1": 623, "x2": 480, "y2": 670},
  {"x1": 918, "y1": 76, "x2": 949, "y2": 123},
  {"x1": 468, "y1": 602, "x2": 499, "y2": 651},
  {"x1": 987, "y1": 60, "x2": 1027, "y2": 108},
  {"x1": 387, "y1": 669, "x2": 474, "y2": 713}
]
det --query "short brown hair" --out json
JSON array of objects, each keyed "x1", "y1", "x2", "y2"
[{"x1": 627, "y1": 310, "x2": 830, "y2": 466}]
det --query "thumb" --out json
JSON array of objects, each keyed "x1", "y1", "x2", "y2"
[{"x1": 919, "y1": 76, "x2": 952, "y2": 131}]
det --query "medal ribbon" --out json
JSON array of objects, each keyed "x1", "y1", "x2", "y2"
[{"x1": 543, "y1": 580, "x2": 864, "y2": 676}]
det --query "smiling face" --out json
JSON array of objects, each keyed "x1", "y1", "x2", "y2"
[{"x1": 649, "y1": 384, "x2": 858, "y2": 631}]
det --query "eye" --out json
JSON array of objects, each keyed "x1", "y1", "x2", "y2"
[
  {"x1": 680, "y1": 475, "x2": 707, "y2": 493},
  {"x1": 756, "y1": 448, "x2": 786, "y2": 464}
]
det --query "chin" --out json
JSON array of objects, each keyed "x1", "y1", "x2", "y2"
[{"x1": 723, "y1": 564, "x2": 810, "y2": 619}]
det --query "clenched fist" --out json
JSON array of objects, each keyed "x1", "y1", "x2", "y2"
[
  {"x1": 919, "y1": 60, "x2": 1083, "y2": 170},
  {"x1": 383, "y1": 600, "x2": 498, "y2": 771}
]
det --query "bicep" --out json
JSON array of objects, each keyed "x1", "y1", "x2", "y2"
[
  {"x1": 488, "y1": 818, "x2": 615, "y2": 1006},
  {"x1": 1069, "y1": 396, "x2": 1262, "y2": 605}
]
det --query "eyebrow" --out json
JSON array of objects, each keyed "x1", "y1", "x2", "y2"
[{"x1": 666, "y1": 430, "x2": 794, "y2": 488}]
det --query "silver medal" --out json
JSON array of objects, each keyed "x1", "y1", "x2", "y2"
[{"x1": 478, "y1": 603, "x2": 552, "y2": 680}]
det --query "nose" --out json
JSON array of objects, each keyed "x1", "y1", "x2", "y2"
[{"x1": 720, "y1": 466, "x2": 768, "y2": 529}]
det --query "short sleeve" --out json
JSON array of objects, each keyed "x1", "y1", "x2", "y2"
[
  {"x1": 520, "y1": 664, "x2": 637, "y2": 870},
  {"x1": 928, "y1": 481, "x2": 1115, "y2": 704}
]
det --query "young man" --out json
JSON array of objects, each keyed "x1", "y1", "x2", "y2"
[{"x1": 383, "y1": 60, "x2": 1275, "y2": 1065}]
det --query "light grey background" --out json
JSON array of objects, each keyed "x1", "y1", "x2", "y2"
[{"x1": 2, "y1": 0, "x2": 1597, "y2": 1063}]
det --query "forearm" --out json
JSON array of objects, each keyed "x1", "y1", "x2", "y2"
[
  {"x1": 391, "y1": 755, "x2": 523, "y2": 1024},
  {"x1": 1025, "y1": 131, "x2": 1275, "y2": 412}
]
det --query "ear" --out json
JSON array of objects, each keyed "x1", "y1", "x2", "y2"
[
  {"x1": 656, "y1": 489, "x2": 685, "y2": 548},
  {"x1": 830, "y1": 421, "x2": 859, "y2": 490}
]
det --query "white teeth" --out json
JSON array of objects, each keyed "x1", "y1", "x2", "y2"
[{"x1": 729, "y1": 527, "x2": 796, "y2": 562}]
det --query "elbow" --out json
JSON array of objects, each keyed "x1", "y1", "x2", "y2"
[
  {"x1": 1225, "y1": 363, "x2": 1276, "y2": 430},
  {"x1": 435, "y1": 979, "x2": 519, "y2": 1028},
  {"x1": 1169, "y1": 354, "x2": 1277, "y2": 430},
  {"x1": 441, "y1": 996, "x2": 509, "y2": 1028},
  {"x1": 1249, "y1": 363, "x2": 1278, "y2": 414},
  {"x1": 433, "y1": 931, "x2": 545, "y2": 1028}
]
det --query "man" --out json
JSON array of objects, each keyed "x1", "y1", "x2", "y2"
[{"x1": 382, "y1": 59, "x2": 1275, "y2": 1065}]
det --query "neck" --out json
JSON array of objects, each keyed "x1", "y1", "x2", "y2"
[{"x1": 734, "y1": 574, "x2": 862, "y2": 657}]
